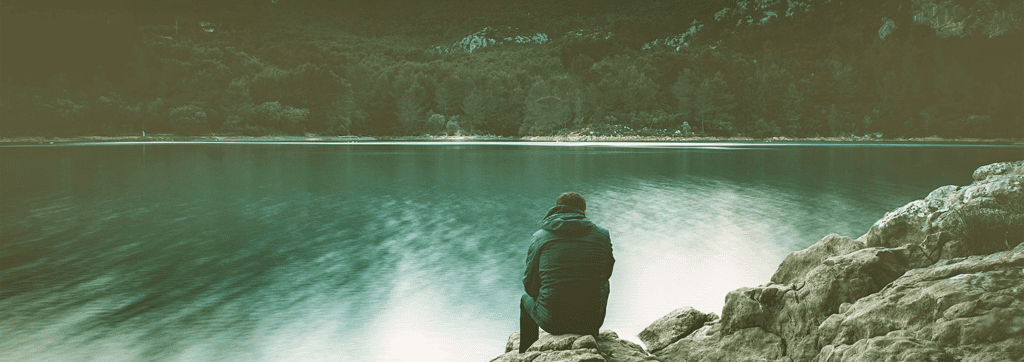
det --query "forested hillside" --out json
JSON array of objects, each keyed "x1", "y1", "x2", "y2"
[{"x1": 1, "y1": 0, "x2": 1021, "y2": 138}]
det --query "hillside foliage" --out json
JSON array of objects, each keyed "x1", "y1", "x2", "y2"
[{"x1": 1, "y1": 0, "x2": 1021, "y2": 138}]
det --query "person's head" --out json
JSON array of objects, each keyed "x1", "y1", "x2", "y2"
[{"x1": 555, "y1": 192, "x2": 586, "y2": 213}]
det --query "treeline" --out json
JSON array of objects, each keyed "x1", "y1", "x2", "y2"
[{"x1": 1, "y1": 1, "x2": 1021, "y2": 138}]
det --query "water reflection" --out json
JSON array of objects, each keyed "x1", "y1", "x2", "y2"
[{"x1": 0, "y1": 144, "x2": 1020, "y2": 362}]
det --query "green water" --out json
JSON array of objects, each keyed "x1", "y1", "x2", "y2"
[{"x1": 1, "y1": 142, "x2": 1020, "y2": 361}]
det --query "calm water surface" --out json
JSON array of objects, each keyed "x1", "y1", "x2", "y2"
[{"x1": 1, "y1": 142, "x2": 1021, "y2": 362}]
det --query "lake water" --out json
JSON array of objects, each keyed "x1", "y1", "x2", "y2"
[{"x1": 1, "y1": 142, "x2": 1021, "y2": 362}]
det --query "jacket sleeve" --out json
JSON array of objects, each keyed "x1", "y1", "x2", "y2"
[{"x1": 523, "y1": 237, "x2": 540, "y2": 298}]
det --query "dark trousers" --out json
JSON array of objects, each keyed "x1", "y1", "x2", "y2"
[{"x1": 519, "y1": 300, "x2": 539, "y2": 353}]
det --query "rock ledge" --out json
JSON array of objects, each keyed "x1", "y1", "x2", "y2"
[{"x1": 490, "y1": 330, "x2": 657, "y2": 362}]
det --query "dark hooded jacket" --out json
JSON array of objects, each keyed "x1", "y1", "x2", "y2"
[{"x1": 521, "y1": 205, "x2": 614, "y2": 335}]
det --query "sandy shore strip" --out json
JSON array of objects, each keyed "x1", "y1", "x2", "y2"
[{"x1": 3, "y1": 134, "x2": 1023, "y2": 145}]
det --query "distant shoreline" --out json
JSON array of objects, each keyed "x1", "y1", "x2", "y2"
[{"x1": 2, "y1": 134, "x2": 1024, "y2": 145}]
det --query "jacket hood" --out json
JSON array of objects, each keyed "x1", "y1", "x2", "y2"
[{"x1": 541, "y1": 205, "x2": 594, "y2": 236}]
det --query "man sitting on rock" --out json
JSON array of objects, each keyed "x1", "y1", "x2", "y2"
[{"x1": 520, "y1": 192, "x2": 615, "y2": 353}]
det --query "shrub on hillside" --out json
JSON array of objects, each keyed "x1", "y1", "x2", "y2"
[
  {"x1": 706, "y1": 119, "x2": 735, "y2": 137},
  {"x1": 446, "y1": 119, "x2": 462, "y2": 136},
  {"x1": 425, "y1": 113, "x2": 447, "y2": 134},
  {"x1": 752, "y1": 119, "x2": 781, "y2": 138},
  {"x1": 88, "y1": 95, "x2": 141, "y2": 135},
  {"x1": 961, "y1": 114, "x2": 994, "y2": 138},
  {"x1": 141, "y1": 98, "x2": 167, "y2": 133},
  {"x1": 252, "y1": 101, "x2": 310, "y2": 134},
  {"x1": 168, "y1": 105, "x2": 208, "y2": 135}
]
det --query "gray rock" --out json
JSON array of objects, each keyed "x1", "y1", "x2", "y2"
[
  {"x1": 506, "y1": 331, "x2": 521, "y2": 353},
  {"x1": 650, "y1": 246, "x2": 891, "y2": 361},
  {"x1": 649, "y1": 161, "x2": 1024, "y2": 362},
  {"x1": 816, "y1": 334, "x2": 953, "y2": 362},
  {"x1": 527, "y1": 333, "x2": 582, "y2": 352},
  {"x1": 714, "y1": 245, "x2": 916, "y2": 360},
  {"x1": 974, "y1": 161, "x2": 1022, "y2": 182},
  {"x1": 490, "y1": 350, "x2": 539, "y2": 362},
  {"x1": 638, "y1": 307, "x2": 715, "y2": 353},
  {"x1": 494, "y1": 329, "x2": 655, "y2": 362},
  {"x1": 656, "y1": 326, "x2": 785, "y2": 362},
  {"x1": 596, "y1": 333, "x2": 660, "y2": 362},
  {"x1": 771, "y1": 234, "x2": 864, "y2": 285},
  {"x1": 531, "y1": 349, "x2": 604, "y2": 362},
  {"x1": 860, "y1": 160, "x2": 1023, "y2": 259},
  {"x1": 911, "y1": 0, "x2": 1024, "y2": 38},
  {"x1": 815, "y1": 242, "x2": 1024, "y2": 362},
  {"x1": 490, "y1": 349, "x2": 605, "y2": 362},
  {"x1": 572, "y1": 335, "x2": 598, "y2": 350}
]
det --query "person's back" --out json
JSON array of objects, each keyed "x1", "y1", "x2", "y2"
[{"x1": 520, "y1": 192, "x2": 614, "y2": 352}]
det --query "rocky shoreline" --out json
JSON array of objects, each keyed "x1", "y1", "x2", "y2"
[
  {"x1": 2, "y1": 135, "x2": 1024, "y2": 145},
  {"x1": 490, "y1": 160, "x2": 1024, "y2": 362}
]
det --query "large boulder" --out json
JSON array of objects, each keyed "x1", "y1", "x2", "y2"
[
  {"x1": 656, "y1": 325, "x2": 788, "y2": 362},
  {"x1": 638, "y1": 307, "x2": 717, "y2": 353},
  {"x1": 815, "y1": 241, "x2": 1024, "y2": 362},
  {"x1": 491, "y1": 330, "x2": 657, "y2": 362},
  {"x1": 644, "y1": 160, "x2": 1024, "y2": 362},
  {"x1": 595, "y1": 330, "x2": 661, "y2": 362},
  {"x1": 859, "y1": 160, "x2": 1024, "y2": 259},
  {"x1": 644, "y1": 232, "x2": 922, "y2": 362},
  {"x1": 714, "y1": 243, "x2": 924, "y2": 361},
  {"x1": 770, "y1": 234, "x2": 864, "y2": 285}
]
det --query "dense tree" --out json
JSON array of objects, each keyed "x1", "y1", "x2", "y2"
[
  {"x1": 251, "y1": 101, "x2": 310, "y2": 134},
  {"x1": 220, "y1": 78, "x2": 254, "y2": 131},
  {"x1": 671, "y1": 68, "x2": 695, "y2": 123},
  {"x1": 592, "y1": 55, "x2": 658, "y2": 115},
  {"x1": 397, "y1": 82, "x2": 428, "y2": 133},
  {"x1": 692, "y1": 71, "x2": 736, "y2": 136},
  {"x1": 462, "y1": 81, "x2": 499, "y2": 133},
  {"x1": 169, "y1": 105, "x2": 208, "y2": 135},
  {"x1": 743, "y1": 60, "x2": 789, "y2": 127},
  {"x1": 782, "y1": 83, "x2": 806, "y2": 137},
  {"x1": 521, "y1": 77, "x2": 572, "y2": 135}
]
